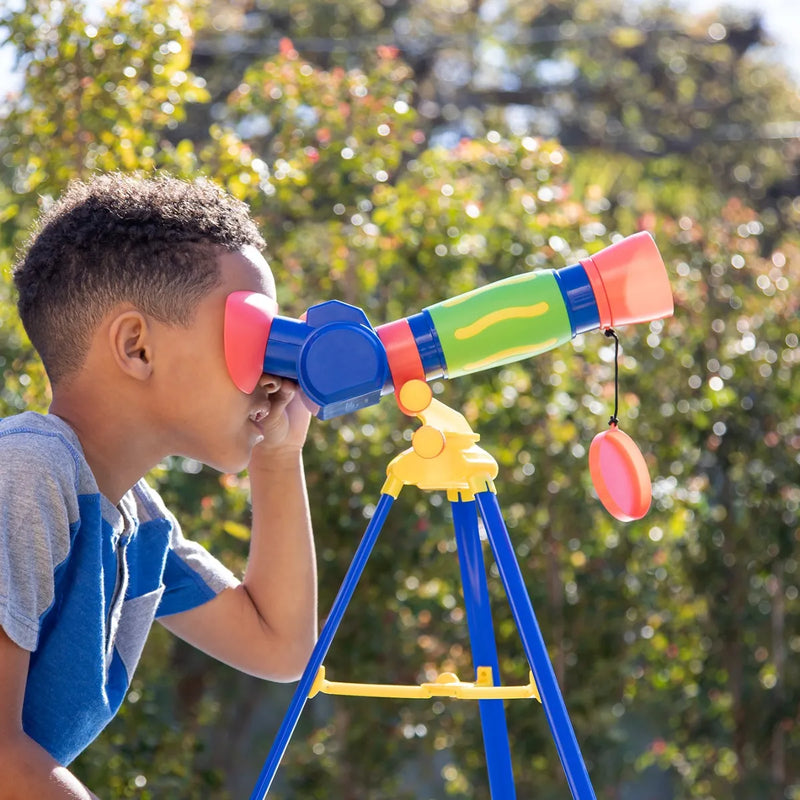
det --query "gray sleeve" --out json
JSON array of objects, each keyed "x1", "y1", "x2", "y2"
[{"x1": 0, "y1": 429, "x2": 80, "y2": 651}]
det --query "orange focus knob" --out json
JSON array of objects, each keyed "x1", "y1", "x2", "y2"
[{"x1": 413, "y1": 425, "x2": 446, "y2": 459}]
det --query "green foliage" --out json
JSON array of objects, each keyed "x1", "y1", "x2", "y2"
[
  {"x1": 1, "y1": 0, "x2": 798, "y2": 798},
  {"x1": 1, "y1": 0, "x2": 208, "y2": 189}
]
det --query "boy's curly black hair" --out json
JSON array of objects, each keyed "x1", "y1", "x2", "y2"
[{"x1": 13, "y1": 172, "x2": 266, "y2": 386}]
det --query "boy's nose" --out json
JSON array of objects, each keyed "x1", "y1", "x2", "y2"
[{"x1": 258, "y1": 373, "x2": 283, "y2": 393}]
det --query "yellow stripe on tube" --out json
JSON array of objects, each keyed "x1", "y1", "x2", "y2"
[
  {"x1": 461, "y1": 339, "x2": 560, "y2": 373},
  {"x1": 454, "y1": 302, "x2": 550, "y2": 340}
]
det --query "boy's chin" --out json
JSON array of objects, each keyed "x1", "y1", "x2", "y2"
[{"x1": 203, "y1": 452, "x2": 252, "y2": 476}]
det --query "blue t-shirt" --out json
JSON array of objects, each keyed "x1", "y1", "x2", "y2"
[{"x1": 0, "y1": 412, "x2": 238, "y2": 765}]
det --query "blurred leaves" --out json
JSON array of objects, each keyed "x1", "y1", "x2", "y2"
[{"x1": 1, "y1": 0, "x2": 799, "y2": 798}]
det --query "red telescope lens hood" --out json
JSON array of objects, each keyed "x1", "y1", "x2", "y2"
[{"x1": 580, "y1": 231, "x2": 673, "y2": 329}]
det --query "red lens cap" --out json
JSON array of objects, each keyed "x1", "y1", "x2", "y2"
[{"x1": 589, "y1": 424, "x2": 652, "y2": 521}]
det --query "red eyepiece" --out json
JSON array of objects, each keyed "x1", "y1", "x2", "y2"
[{"x1": 224, "y1": 291, "x2": 278, "y2": 393}]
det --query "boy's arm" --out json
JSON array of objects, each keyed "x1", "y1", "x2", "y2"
[
  {"x1": 160, "y1": 383, "x2": 317, "y2": 680},
  {"x1": 0, "y1": 628, "x2": 100, "y2": 800}
]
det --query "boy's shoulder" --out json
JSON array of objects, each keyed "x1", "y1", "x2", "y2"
[
  {"x1": 0, "y1": 409, "x2": 81, "y2": 444},
  {"x1": 0, "y1": 412, "x2": 170, "y2": 525},
  {"x1": 0, "y1": 411, "x2": 85, "y2": 480},
  {"x1": 0, "y1": 412, "x2": 99, "y2": 535}
]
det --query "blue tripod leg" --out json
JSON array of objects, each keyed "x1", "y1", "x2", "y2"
[
  {"x1": 451, "y1": 497, "x2": 516, "y2": 799},
  {"x1": 249, "y1": 492, "x2": 396, "y2": 800},
  {"x1": 474, "y1": 491, "x2": 597, "y2": 800}
]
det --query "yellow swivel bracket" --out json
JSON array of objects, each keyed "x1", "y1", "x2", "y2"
[
  {"x1": 308, "y1": 665, "x2": 540, "y2": 702},
  {"x1": 381, "y1": 380, "x2": 499, "y2": 499}
]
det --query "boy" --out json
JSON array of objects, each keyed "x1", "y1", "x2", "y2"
[{"x1": 0, "y1": 174, "x2": 318, "y2": 799}]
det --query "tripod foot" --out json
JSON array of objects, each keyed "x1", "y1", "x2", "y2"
[{"x1": 308, "y1": 665, "x2": 540, "y2": 701}]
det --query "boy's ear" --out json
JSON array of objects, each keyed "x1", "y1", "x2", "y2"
[{"x1": 108, "y1": 309, "x2": 153, "y2": 381}]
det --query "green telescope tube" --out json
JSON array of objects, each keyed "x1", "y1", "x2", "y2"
[{"x1": 424, "y1": 271, "x2": 572, "y2": 378}]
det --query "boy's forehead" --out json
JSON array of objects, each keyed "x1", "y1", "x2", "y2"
[{"x1": 218, "y1": 245, "x2": 276, "y2": 300}]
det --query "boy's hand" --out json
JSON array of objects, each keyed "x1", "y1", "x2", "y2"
[{"x1": 250, "y1": 379, "x2": 311, "y2": 461}]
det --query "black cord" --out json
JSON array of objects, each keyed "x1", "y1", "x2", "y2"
[{"x1": 604, "y1": 328, "x2": 619, "y2": 426}]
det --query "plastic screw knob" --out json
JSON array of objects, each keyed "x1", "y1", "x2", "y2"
[
  {"x1": 398, "y1": 379, "x2": 433, "y2": 415},
  {"x1": 412, "y1": 425, "x2": 446, "y2": 459}
]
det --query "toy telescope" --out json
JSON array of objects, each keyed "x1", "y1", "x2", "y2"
[{"x1": 224, "y1": 231, "x2": 673, "y2": 419}]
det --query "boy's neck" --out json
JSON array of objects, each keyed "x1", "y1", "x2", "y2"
[{"x1": 50, "y1": 381, "x2": 161, "y2": 506}]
